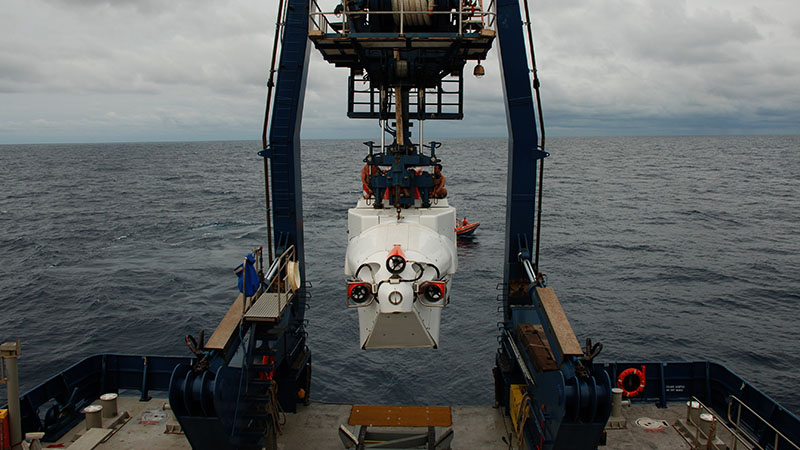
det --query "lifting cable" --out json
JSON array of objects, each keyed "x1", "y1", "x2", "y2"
[
  {"x1": 261, "y1": 0, "x2": 287, "y2": 265},
  {"x1": 522, "y1": 0, "x2": 547, "y2": 273}
]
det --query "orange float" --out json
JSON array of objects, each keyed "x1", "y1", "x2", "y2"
[{"x1": 617, "y1": 366, "x2": 646, "y2": 397}]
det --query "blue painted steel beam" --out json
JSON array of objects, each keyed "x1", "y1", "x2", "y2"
[
  {"x1": 163, "y1": 1, "x2": 315, "y2": 447},
  {"x1": 494, "y1": 2, "x2": 613, "y2": 448},
  {"x1": 496, "y1": 0, "x2": 547, "y2": 321},
  {"x1": 268, "y1": 0, "x2": 311, "y2": 283},
  {"x1": 266, "y1": 0, "x2": 312, "y2": 359}
]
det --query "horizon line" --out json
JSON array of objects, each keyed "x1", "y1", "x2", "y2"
[{"x1": 2, "y1": 132, "x2": 799, "y2": 147}]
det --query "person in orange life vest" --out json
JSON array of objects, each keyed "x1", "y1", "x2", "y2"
[{"x1": 361, "y1": 163, "x2": 382, "y2": 198}]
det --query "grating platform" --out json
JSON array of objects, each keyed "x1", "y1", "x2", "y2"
[{"x1": 244, "y1": 291, "x2": 293, "y2": 322}]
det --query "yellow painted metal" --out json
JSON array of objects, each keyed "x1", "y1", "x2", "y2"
[
  {"x1": 1, "y1": 409, "x2": 9, "y2": 450},
  {"x1": 510, "y1": 384, "x2": 529, "y2": 433}
]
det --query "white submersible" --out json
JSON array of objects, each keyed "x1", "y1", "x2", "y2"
[{"x1": 344, "y1": 198, "x2": 457, "y2": 349}]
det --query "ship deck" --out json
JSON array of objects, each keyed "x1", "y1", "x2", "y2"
[{"x1": 39, "y1": 393, "x2": 734, "y2": 449}]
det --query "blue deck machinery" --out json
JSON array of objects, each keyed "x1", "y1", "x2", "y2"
[{"x1": 167, "y1": 0, "x2": 613, "y2": 449}]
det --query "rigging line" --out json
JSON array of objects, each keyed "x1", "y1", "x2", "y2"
[
  {"x1": 262, "y1": 0, "x2": 285, "y2": 150},
  {"x1": 521, "y1": 0, "x2": 545, "y2": 151},
  {"x1": 534, "y1": 158, "x2": 544, "y2": 272},
  {"x1": 522, "y1": 0, "x2": 547, "y2": 272},
  {"x1": 264, "y1": 159, "x2": 274, "y2": 264},
  {"x1": 261, "y1": 0, "x2": 286, "y2": 264}
]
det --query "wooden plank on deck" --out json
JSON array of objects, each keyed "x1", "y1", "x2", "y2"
[
  {"x1": 206, "y1": 294, "x2": 245, "y2": 351},
  {"x1": 349, "y1": 405, "x2": 452, "y2": 428},
  {"x1": 535, "y1": 286, "x2": 583, "y2": 358},
  {"x1": 68, "y1": 427, "x2": 113, "y2": 450},
  {"x1": 517, "y1": 323, "x2": 559, "y2": 372}
]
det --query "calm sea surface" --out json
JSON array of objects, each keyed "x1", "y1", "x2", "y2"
[{"x1": 1, "y1": 136, "x2": 798, "y2": 414}]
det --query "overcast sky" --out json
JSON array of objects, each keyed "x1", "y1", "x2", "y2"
[{"x1": 1, "y1": 0, "x2": 799, "y2": 144}]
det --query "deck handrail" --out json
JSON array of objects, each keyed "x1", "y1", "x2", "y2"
[
  {"x1": 308, "y1": 0, "x2": 496, "y2": 37},
  {"x1": 727, "y1": 394, "x2": 800, "y2": 450},
  {"x1": 258, "y1": 245, "x2": 297, "y2": 316},
  {"x1": 309, "y1": 0, "x2": 339, "y2": 34},
  {"x1": 685, "y1": 396, "x2": 747, "y2": 450},
  {"x1": 485, "y1": 0, "x2": 496, "y2": 27},
  {"x1": 682, "y1": 395, "x2": 800, "y2": 450}
]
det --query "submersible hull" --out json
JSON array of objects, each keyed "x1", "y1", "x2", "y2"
[{"x1": 345, "y1": 198, "x2": 457, "y2": 349}]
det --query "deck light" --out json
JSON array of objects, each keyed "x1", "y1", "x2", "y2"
[{"x1": 473, "y1": 62, "x2": 485, "y2": 78}]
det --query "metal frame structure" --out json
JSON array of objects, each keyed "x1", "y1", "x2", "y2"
[
  {"x1": 2, "y1": 3, "x2": 800, "y2": 450},
  {"x1": 268, "y1": 0, "x2": 608, "y2": 447}
]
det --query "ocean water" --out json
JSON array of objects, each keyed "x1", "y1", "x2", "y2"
[{"x1": 1, "y1": 136, "x2": 798, "y2": 414}]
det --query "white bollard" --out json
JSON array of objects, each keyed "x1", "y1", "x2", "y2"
[
  {"x1": 611, "y1": 388, "x2": 623, "y2": 418},
  {"x1": 699, "y1": 412, "x2": 716, "y2": 441},
  {"x1": 687, "y1": 400, "x2": 702, "y2": 425},
  {"x1": 100, "y1": 393, "x2": 118, "y2": 418},
  {"x1": 83, "y1": 405, "x2": 103, "y2": 429}
]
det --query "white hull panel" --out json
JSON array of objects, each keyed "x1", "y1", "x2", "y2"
[{"x1": 345, "y1": 199, "x2": 456, "y2": 349}]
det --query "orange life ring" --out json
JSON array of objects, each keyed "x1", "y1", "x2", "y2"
[{"x1": 617, "y1": 367, "x2": 646, "y2": 397}]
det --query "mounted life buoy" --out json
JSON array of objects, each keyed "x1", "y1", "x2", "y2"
[{"x1": 617, "y1": 366, "x2": 646, "y2": 397}]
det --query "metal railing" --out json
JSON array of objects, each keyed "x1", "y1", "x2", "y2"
[
  {"x1": 485, "y1": 0, "x2": 496, "y2": 27},
  {"x1": 348, "y1": 74, "x2": 463, "y2": 120},
  {"x1": 308, "y1": 0, "x2": 339, "y2": 34},
  {"x1": 309, "y1": 0, "x2": 496, "y2": 37},
  {"x1": 680, "y1": 396, "x2": 800, "y2": 450},
  {"x1": 259, "y1": 245, "x2": 297, "y2": 315},
  {"x1": 683, "y1": 397, "x2": 724, "y2": 450},
  {"x1": 727, "y1": 395, "x2": 800, "y2": 450}
]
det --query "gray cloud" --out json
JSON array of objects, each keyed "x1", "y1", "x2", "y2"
[
  {"x1": 750, "y1": 6, "x2": 777, "y2": 25},
  {"x1": 525, "y1": 0, "x2": 800, "y2": 136},
  {"x1": 40, "y1": 0, "x2": 185, "y2": 15},
  {"x1": 1, "y1": 0, "x2": 799, "y2": 144}
]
